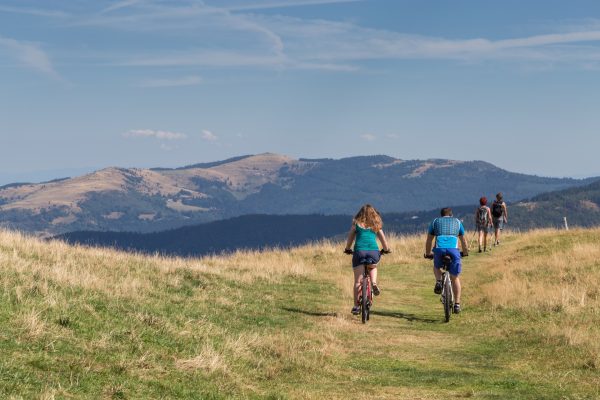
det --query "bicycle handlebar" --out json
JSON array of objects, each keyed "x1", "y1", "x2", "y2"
[
  {"x1": 424, "y1": 252, "x2": 468, "y2": 259},
  {"x1": 344, "y1": 249, "x2": 391, "y2": 255}
]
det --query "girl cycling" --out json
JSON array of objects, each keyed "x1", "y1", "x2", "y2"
[{"x1": 344, "y1": 204, "x2": 391, "y2": 315}]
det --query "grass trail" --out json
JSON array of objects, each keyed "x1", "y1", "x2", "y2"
[{"x1": 1, "y1": 229, "x2": 599, "y2": 399}]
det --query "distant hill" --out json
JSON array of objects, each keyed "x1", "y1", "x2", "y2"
[
  {"x1": 58, "y1": 179, "x2": 600, "y2": 257},
  {"x1": 2, "y1": 153, "x2": 595, "y2": 236}
]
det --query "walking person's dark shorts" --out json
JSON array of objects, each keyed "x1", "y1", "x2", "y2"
[
  {"x1": 493, "y1": 218, "x2": 505, "y2": 230},
  {"x1": 352, "y1": 250, "x2": 380, "y2": 268}
]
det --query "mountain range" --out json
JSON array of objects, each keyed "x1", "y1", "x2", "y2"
[
  {"x1": 0, "y1": 153, "x2": 596, "y2": 237},
  {"x1": 58, "y1": 179, "x2": 600, "y2": 257}
]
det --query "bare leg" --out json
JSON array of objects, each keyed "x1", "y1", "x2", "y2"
[
  {"x1": 483, "y1": 231, "x2": 488, "y2": 251},
  {"x1": 353, "y1": 267, "x2": 362, "y2": 306},
  {"x1": 368, "y1": 265, "x2": 378, "y2": 285},
  {"x1": 450, "y1": 275, "x2": 462, "y2": 304},
  {"x1": 433, "y1": 266, "x2": 442, "y2": 281},
  {"x1": 478, "y1": 230, "x2": 483, "y2": 251}
]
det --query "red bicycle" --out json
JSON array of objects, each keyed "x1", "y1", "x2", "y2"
[{"x1": 345, "y1": 249, "x2": 390, "y2": 324}]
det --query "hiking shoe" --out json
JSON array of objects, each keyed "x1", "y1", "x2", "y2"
[
  {"x1": 453, "y1": 303, "x2": 461, "y2": 314},
  {"x1": 351, "y1": 306, "x2": 360, "y2": 315},
  {"x1": 372, "y1": 283, "x2": 380, "y2": 296},
  {"x1": 434, "y1": 280, "x2": 442, "y2": 294}
]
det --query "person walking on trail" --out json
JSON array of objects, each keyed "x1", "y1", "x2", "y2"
[
  {"x1": 475, "y1": 197, "x2": 494, "y2": 253},
  {"x1": 344, "y1": 204, "x2": 391, "y2": 315},
  {"x1": 491, "y1": 193, "x2": 508, "y2": 246},
  {"x1": 424, "y1": 207, "x2": 469, "y2": 314}
]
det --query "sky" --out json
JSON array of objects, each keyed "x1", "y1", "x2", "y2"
[{"x1": 1, "y1": 0, "x2": 600, "y2": 184}]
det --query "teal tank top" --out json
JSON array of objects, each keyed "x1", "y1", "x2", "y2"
[{"x1": 354, "y1": 224, "x2": 379, "y2": 251}]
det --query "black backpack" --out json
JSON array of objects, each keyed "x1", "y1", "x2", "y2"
[
  {"x1": 492, "y1": 201, "x2": 504, "y2": 218},
  {"x1": 477, "y1": 206, "x2": 489, "y2": 226}
]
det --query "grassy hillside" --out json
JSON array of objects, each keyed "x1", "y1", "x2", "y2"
[{"x1": 1, "y1": 229, "x2": 599, "y2": 399}]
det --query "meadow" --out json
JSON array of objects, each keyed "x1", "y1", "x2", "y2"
[{"x1": 0, "y1": 228, "x2": 599, "y2": 399}]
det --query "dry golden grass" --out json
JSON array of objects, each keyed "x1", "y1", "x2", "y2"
[
  {"x1": 472, "y1": 229, "x2": 600, "y2": 312},
  {"x1": 472, "y1": 228, "x2": 600, "y2": 372},
  {"x1": 2, "y1": 227, "x2": 600, "y2": 398}
]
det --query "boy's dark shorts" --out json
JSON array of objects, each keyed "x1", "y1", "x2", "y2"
[{"x1": 352, "y1": 250, "x2": 380, "y2": 268}]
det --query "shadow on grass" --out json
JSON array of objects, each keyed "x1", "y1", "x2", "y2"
[
  {"x1": 282, "y1": 307, "x2": 338, "y2": 318},
  {"x1": 370, "y1": 310, "x2": 439, "y2": 324}
]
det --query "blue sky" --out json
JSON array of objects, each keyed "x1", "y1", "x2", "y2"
[{"x1": 1, "y1": 0, "x2": 600, "y2": 184}]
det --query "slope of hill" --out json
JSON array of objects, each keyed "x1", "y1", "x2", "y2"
[
  {"x1": 1, "y1": 228, "x2": 599, "y2": 398},
  {"x1": 0, "y1": 153, "x2": 593, "y2": 236},
  {"x1": 58, "y1": 179, "x2": 600, "y2": 257}
]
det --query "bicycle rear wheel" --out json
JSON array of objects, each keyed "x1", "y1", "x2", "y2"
[
  {"x1": 361, "y1": 276, "x2": 369, "y2": 324},
  {"x1": 443, "y1": 275, "x2": 452, "y2": 323}
]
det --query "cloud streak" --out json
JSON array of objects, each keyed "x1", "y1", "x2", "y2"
[
  {"x1": 139, "y1": 75, "x2": 203, "y2": 87},
  {"x1": 10, "y1": 1, "x2": 600, "y2": 78},
  {"x1": 201, "y1": 130, "x2": 219, "y2": 142},
  {"x1": 223, "y1": 0, "x2": 364, "y2": 11},
  {"x1": 124, "y1": 129, "x2": 187, "y2": 140},
  {"x1": 0, "y1": 5, "x2": 69, "y2": 18},
  {"x1": 0, "y1": 35, "x2": 59, "y2": 78}
]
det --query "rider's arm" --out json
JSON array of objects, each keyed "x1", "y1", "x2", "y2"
[
  {"x1": 377, "y1": 230, "x2": 390, "y2": 252},
  {"x1": 425, "y1": 234, "x2": 435, "y2": 255},
  {"x1": 459, "y1": 235, "x2": 469, "y2": 255},
  {"x1": 344, "y1": 225, "x2": 356, "y2": 251}
]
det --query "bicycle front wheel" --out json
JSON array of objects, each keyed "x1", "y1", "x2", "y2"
[{"x1": 361, "y1": 277, "x2": 369, "y2": 324}]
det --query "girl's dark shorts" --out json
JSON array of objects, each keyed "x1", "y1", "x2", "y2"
[{"x1": 352, "y1": 250, "x2": 381, "y2": 268}]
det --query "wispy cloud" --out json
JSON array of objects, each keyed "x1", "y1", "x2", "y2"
[
  {"x1": 124, "y1": 129, "x2": 187, "y2": 140},
  {"x1": 11, "y1": 1, "x2": 600, "y2": 78},
  {"x1": 139, "y1": 75, "x2": 203, "y2": 88},
  {"x1": 257, "y1": 15, "x2": 600, "y2": 66},
  {"x1": 224, "y1": 0, "x2": 363, "y2": 11},
  {"x1": 201, "y1": 130, "x2": 219, "y2": 142},
  {"x1": 0, "y1": 35, "x2": 59, "y2": 78},
  {"x1": 0, "y1": 5, "x2": 69, "y2": 18},
  {"x1": 160, "y1": 143, "x2": 177, "y2": 151},
  {"x1": 101, "y1": 0, "x2": 146, "y2": 14},
  {"x1": 360, "y1": 133, "x2": 376, "y2": 141}
]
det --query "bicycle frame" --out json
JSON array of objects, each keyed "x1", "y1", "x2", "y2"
[
  {"x1": 440, "y1": 258, "x2": 454, "y2": 323},
  {"x1": 357, "y1": 264, "x2": 373, "y2": 324},
  {"x1": 345, "y1": 249, "x2": 389, "y2": 324}
]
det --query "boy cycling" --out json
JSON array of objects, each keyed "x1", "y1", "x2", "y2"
[{"x1": 424, "y1": 207, "x2": 469, "y2": 314}]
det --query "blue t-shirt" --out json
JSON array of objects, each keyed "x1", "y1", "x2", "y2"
[{"x1": 428, "y1": 217, "x2": 465, "y2": 249}]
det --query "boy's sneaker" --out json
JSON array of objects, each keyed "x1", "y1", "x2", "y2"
[
  {"x1": 372, "y1": 283, "x2": 381, "y2": 296},
  {"x1": 351, "y1": 306, "x2": 360, "y2": 315},
  {"x1": 453, "y1": 303, "x2": 461, "y2": 314},
  {"x1": 434, "y1": 280, "x2": 442, "y2": 294}
]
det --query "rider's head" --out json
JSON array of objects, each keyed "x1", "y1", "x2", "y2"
[
  {"x1": 496, "y1": 192, "x2": 503, "y2": 201},
  {"x1": 354, "y1": 204, "x2": 383, "y2": 232},
  {"x1": 479, "y1": 196, "x2": 487, "y2": 206},
  {"x1": 440, "y1": 207, "x2": 453, "y2": 217}
]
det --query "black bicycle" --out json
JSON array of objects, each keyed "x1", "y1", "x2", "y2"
[
  {"x1": 425, "y1": 252, "x2": 467, "y2": 322},
  {"x1": 345, "y1": 249, "x2": 390, "y2": 324}
]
